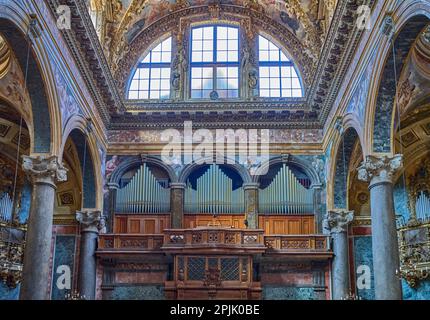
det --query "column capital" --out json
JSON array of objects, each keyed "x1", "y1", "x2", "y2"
[
  {"x1": 324, "y1": 209, "x2": 354, "y2": 234},
  {"x1": 22, "y1": 155, "x2": 67, "y2": 186},
  {"x1": 357, "y1": 154, "x2": 403, "y2": 187},
  {"x1": 169, "y1": 182, "x2": 186, "y2": 189},
  {"x1": 107, "y1": 182, "x2": 120, "y2": 190},
  {"x1": 76, "y1": 209, "x2": 105, "y2": 233},
  {"x1": 243, "y1": 182, "x2": 259, "y2": 190}
]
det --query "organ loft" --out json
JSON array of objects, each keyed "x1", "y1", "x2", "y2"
[{"x1": 1, "y1": 0, "x2": 430, "y2": 301}]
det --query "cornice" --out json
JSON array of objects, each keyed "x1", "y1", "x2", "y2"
[
  {"x1": 309, "y1": 0, "x2": 377, "y2": 124},
  {"x1": 46, "y1": 0, "x2": 125, "y2": 125}
]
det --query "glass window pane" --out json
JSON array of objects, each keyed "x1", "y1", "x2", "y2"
[
  {"x1": 228, "y1": 78, "x2": 238, "y2": 90},
  {"x1": 270, "y1": 89, "x2": 279, "y2": 97},
  {"x1": 228, "y1": 39, "x2": 238, "y2": 51},
  {"x1": 203, "y1": 27, "x2": 213, "y2": 39},
  {"x1": 281, "y1": 66, "x2": 291, "y2": 77},
  {"x1": 128, "y1": 91, "x2": 138, "y2": 99},
  {"x1": 217, "y1": 40, "x2": 227, "y2": 51},
  {"x1": 161, "y1": 79, "x2": 170, "y2": 90},
  {"x1": 151, "y1": 79, "x2": 160, "y2": 90},
  {"x1": 160, "y1": 90, "x2": 170, "y2": 99},
  {"x1": 229, "y1": 51, "x2": 238, "y2": 62},
  {"x1": 270, "y1": 77, "x2": 280, "y2": 89},
  {"x1": 270, "y1": 67, "x2": 280, "y2": 77},
  {"x1": 259, "y1": 35, "x2": 269, "y2": 50},
  {"x1": 260, "y1": 89, "x2": 270, "y2": 97},
  {"x1": 191, "y1": 79, "x2": 201, "y2": 90},
  {"x1": 202, "y1": 90, "x2": 211, "y2": 99},
  {"x1": 291, "y1": 68, "x2": 299, "y2": 78},
  {"x1": 280, "y1": 51, "x2": 289, "y2": 61},
  {"x1": 229, "y1": 90, "x2": 239, "y2": 98},
  {"x1": 282, "y1": 77, "x2": 291, "y2": 88},
  {"x1": 218, "y1": 90, "x2": 227, "y2": 98},
  {"x1": 202, "y1": 68, "x2": 213, "y2": 78},
  {"x1": 161, "y1": 68, "x2": 170, "y2": 79},
  {"x1": 291, "y1": 78, "x2": 301, "y2": 89},
  {"x1": 142, "y1": 54, "x2": 150, "y2": 63},
  {"x1": 217, "y1": 67, "x2": 227, "y2": 78},
  {"x1": 259, "y1": 50, "x2": 269, "y2": 61},
  {"x1": 202, "y1": 79, "x2": 213, "y2": 90},
  {"x1": 217, "y1": 51, "x2": 227, "y2": 62},
  {"x1": 152, "y1": 43, "x2": 162, "y2": 52},
  {"x1": 259, "y1": 67, "x2": 269, "y2": 77},
  {"x1": 281, "y1": 89, "x2": 291, "y2": 97},
  {"x1": 292, "y1": 89, "x2": 302, "y2": 97},
  {"x1": 193, "y1": 40, "x2": 203, "y2": 51},
  {"x1": 192, "y1": 67, "x2": 202, "y2": 78},
  {"x1": 228, "y1": 67, "x2": 238, "y2": 78},
  {"x1": 202, "y1": 51, "x2": 213, "y2": 62},
  {"x1": 217, "y1": 78, "x2": 228, "y2": 89},
  {"x1": 191, "y1": 90, "x2": 202, "y2": 99},
  {"x1": 151, "y1": 51, "x2": 161, "y2": 63},
  {"x1": 218, "y1": 27, "x2": 228, "y2": 39},
  {"x1": 150, "y1": 91, "x2": 160, "y2": 99},
  {"x1": 269, "y1": 50, "x2": 279, "y2": 61},
  {"x1": 139, "y1": 91, "x2": 149, "y2": 99},
  {"x1": 161, "y1": 52, "x2": 171, "y2": 63},
  {"x1": 151, "y1": 68, "x2": 161, "y2": 78},
  {"x1": 130, "y1": 80, "x2": 139, "y2": 90},
  {"x1": 140, "y1": 68, "x2": 150, "y2": 79},
  {"x1": 193, "y1": 28, "x2": 203, "y2": 40},
  {"x1": 192, "y1": 52, "x2": 202, "y2": 62},
  {"x1": 260, "y1": 78, "x2": 270, "y2": 89},
  {"x1": 140, "y1": 80, "x2": 149, "y2": 90},
  {"x1": 228, "y1": 27, "x2": 238, "y2": 39}
]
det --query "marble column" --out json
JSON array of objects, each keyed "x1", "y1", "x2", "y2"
[
  {"x1": 76, "y1": 209, "x2": 105, "y2": 300},
  {"x1": 243, "y1": 183, "x2": 259, "y2": 229},
  {"x1": 358, "y1": 154, "x2": 403, "y2": 300},
  {"x1": 20, "y1": 155, "x2": 67, "y2": 300},
  {"x1": 170, "y1": 183, "x2": 185, "y2": 228},
  {"x1": 324, "y1": 209, "x2": 353, "y2": 300}
]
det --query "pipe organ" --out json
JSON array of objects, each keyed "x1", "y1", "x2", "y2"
[
  {"x1": 259, "y1": 164, "x2": 314, "y2": 214},
  {"x1": 115, "y1": 163, "x2": 170, "y2": 213},
  {"x1": 185, "y1": 164, "x2": 245, "y2": 214},
  {"x1": 415, "y1": 191, "x2": 430, "y2": 220},
  {"x1": 0, "y1": 192, "x2": 13, "y2": 222}
]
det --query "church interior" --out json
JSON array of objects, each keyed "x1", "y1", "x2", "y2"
[{"x1": 0, "y1": 0, "x2": 430, "y2": 300}]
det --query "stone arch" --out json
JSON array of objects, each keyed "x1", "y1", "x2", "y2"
[
  {"x1": 0, "y1": 9, "x2": 61, "y2": 154},
  {"x1": 60, "y1": 115, "x2": 103, "y2": 209},
  {"x1": 251, "y1": 155, "x2": 321, "y2": 187},
  {"x1": 178, "y1": 157, "x2": 252, "y2": 185},
  {"x1": 331, "y1": 127, "x2": 362, "y2": 209},
  {"x1": 109, "y1": 155, "x2": 178, "y2": 186},
  {"x1": 369, "y1": 10, "x2": 430, "y2": 153}
]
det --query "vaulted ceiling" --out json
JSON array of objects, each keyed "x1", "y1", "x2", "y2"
[{"x1": 53, "y1": 0, "x2": 371, "y2": 129}]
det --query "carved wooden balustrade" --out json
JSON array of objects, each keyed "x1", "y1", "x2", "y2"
[
  {"x1": 98, "y1": 234, "x2": 164, "y2": 253},
  {"x1": 162, "y1": 228, "x2": 266, "y2": 254},
  {"x1": 263, "y1": 234, "x2": 332, "y2": 258}
]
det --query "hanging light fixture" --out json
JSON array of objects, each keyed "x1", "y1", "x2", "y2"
[{"x1": 0, "y1": 16, "x2": 37, "y2": 289}]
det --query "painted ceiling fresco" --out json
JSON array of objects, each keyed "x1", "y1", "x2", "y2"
[{"x1": 100, "y1": 0, "x2": 336, "y2": 66}]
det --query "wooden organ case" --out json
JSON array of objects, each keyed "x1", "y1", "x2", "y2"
[{"x1": 98, "y1": 162, "x2": 332, "y2": 300}]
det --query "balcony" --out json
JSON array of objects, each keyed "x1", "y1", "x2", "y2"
[
  {"x1": 98, "y1": 234, "x2": 164, "y2": 255},
  {"x1": 161, "y1": 227, "x2": 266, "y2": 254},
  {"x1": 263, "y1": 234, "x2": 332, "y2": 259}
]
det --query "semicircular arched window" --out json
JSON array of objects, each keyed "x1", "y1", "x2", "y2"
[
  {"x1": 127, "y1": 37, "x2": 172, "y2": 100},
  {"x1": 258, "y1": 35, "x2": 303, "y2": 98}
]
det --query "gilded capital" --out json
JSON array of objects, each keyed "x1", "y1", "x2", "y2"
[
  {"x1": 22, "y1": 155, "x2": 67, "y2": 186},
  {"x1": 357, "y1": 154, "x2": 403, "y2": 186},
  {"x1": 76, "y1": 210, "x2": 105, "y2": 233},
  {"x1": 324, "y1": 209, "x2": 354, "y2": 234}
]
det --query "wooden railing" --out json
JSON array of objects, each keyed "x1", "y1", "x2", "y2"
[
  {"x1": 98, "y1": 230, "x2": 331, "y2": 255},
  {"x1": 263, "y1": 235, "x2": 330, "y2": 251},
  {"x1": 162, "y1": 228, "x2": 265, "y2": 249},
  {"x1": 98, "y1": 234, "x2": 164, "y2": 251}
]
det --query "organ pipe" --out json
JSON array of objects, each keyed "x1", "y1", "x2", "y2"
[
  {"x1": 416, "y1": 190, "x2": 430, "y2": 221},
  {"x1": 0, "y1": 192, "x2": 13, "y2": 222},
  {"x1": 115, "y1": 163, "x2": 170, "y2": 213},
  {"x1": 185, "y1": 164, "x2": 244, "y2": 214},
  {"x1": 259, "y1": 164, "x2": 314, "y2": 214}
]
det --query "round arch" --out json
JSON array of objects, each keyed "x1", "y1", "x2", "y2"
[
  {"x1": 251, "y1": 155, "x2": 321, "y2": 187},
  {"x1": 365, "y1": 2, "x2": 430, "y2": 155},
  {"x1": 178, "y1": 157, "x2": 252, "y2": 185},
  {"x1": 0, "y1": 6, "x2": 61, "y2": 155},
  {"x1": 60, "y1": 115, "x2": 103, "y2": 209},
  {"x1": 109, "y1": 155, "x2": 178, "y2": 186}
]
